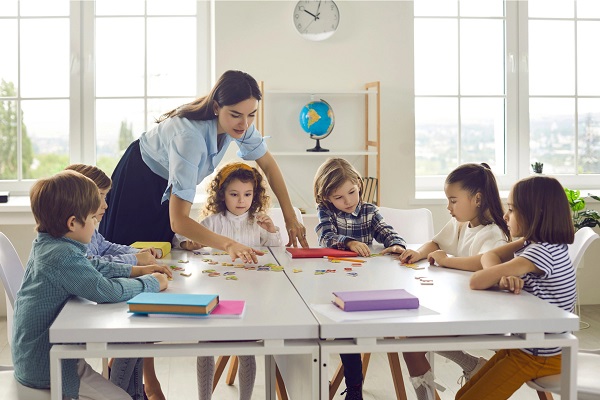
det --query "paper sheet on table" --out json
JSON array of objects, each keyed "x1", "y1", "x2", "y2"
[{"x1": 310, "y1": 303, "x2": 439, "y2": 322}]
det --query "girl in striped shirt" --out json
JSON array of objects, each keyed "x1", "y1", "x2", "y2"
[{"x1": 457, "y1": 175, "x2": 576, "y2": 400}]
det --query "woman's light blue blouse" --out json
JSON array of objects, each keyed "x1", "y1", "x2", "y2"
[{"x1": 139, "y1": 117, "x2": 267, "y2": 204}]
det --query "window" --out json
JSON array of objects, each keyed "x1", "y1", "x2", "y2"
[
  {"x1": 415, "y1": 0, "x2": 600, "y2": 192},
  {"x1": 0, "y1": 0, "x2": 210, "y2": 194}
]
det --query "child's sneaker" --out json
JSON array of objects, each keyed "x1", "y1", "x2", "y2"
[
  {"x1": 340, "y1": 384, "x2": 363, "y2": 400},
  {"x1": 458, "y1": 357, "x2": 488, "y2": 386}
]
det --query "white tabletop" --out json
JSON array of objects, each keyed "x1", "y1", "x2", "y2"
[
  {"x1": 50, "y1": 249, "x2": 319, "y2": 344},
  {"x1": 269, "y1": 246, "x2": 579, "y2": 339}
]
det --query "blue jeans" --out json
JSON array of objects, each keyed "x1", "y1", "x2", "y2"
[
  {"x1": 109, "y1": 358, "x2": 144, "y2": 400},
  {"x1": 340, "y1": 353, "x2": 363, "y2": 387}
]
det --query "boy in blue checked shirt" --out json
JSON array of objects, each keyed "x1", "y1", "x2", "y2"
[
  {"x1": 313, "y1": 157, "x2": 406, "y2": 400},
  {"x1": 11, "y1": 170, "x2": 170, "y2": 400}
]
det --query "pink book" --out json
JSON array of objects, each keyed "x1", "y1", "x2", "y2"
[
  {"x1": 286, "y1": 248, "x2": 358, "y2": 259},
  {"x1": 332, "y1": 289, "x2": 419, "y2": 312}
]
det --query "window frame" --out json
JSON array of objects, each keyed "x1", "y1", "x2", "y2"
[{"x1": 0, "y1": 0, "x2": 211, "y2": 195}]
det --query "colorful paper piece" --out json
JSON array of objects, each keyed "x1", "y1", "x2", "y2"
[
  {"x1": 170, "y1": 265, "x2": 185, "y2": 271},
  {"x1": 208, "y1": 272, "x2": 220, "y2": 277},
  {"x1": 178, "y1": 259, "x2": 189, "y2": 263},
  {"x1": 315, "y1": 270, "x2": 326, "y2": 275},
  {"x1": 225, "y1": 275, "x2": 238, "y2": 280},
  {"x1": 180, "y1": 272, "x2": 192, "y2": 277},
  {"x1": 202, "y1": 269, "x2": 216, "y2": 273},
  {"x1": 293, "y1": 269, "x2": 303, "y2": 273}
]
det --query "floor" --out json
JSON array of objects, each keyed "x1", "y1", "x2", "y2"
[{"x1": 2, "y1": 305, "x2": 599, "y2": 399}]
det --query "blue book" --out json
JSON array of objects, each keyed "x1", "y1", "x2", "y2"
[{"x1": 127, "y1": 293, "x2": 219, "y2": 315}]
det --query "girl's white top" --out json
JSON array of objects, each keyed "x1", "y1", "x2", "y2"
[{"x1": 433, "y1": 218, "x2": 507, "y2": 256}]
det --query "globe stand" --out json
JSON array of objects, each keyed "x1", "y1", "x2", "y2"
[{"x1": 307, "y1": 138, "x2": 329, "y2": 152}]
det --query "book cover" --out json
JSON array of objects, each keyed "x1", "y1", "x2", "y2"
[
  {"x1": 332, "y1": 289, "x2": 419, "y2": 312},
  {"x1": 144, "y1": 300, "x2": 246, "y2": 319},
  {"x1": 127, "y1": 293, "x2": 219, "y2": 315},
  {"x1": 286, "y1": 248, "x2": 358, "y2": 259},
  {"x1": 130, "y1": 241, "x2": 171, "y2": 258},
  {"x1": 0, "y1": 191, "x2": 8, "y2": 203}
]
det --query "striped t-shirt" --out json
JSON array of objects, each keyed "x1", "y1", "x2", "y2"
[{"x1": 516, "y1": 241, "x2": 575, "y2": 356}]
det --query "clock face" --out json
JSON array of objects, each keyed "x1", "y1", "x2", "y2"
[{"x1": 293, "y1": 0, "x2": 340, "y2": 41}]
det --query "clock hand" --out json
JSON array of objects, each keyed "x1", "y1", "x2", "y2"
[
  {"x1": 316, "y1": 0, "x2": 322, "y2": 16},
  {"x1": 303, "y1": 9, "x2": 319, "y2": 20}
]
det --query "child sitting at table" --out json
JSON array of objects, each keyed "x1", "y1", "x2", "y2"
[
  {"x1": 313, "y1": 157, "x2": 406, "y2": 400},
  {"x1": 65, "y1": 163, "x2": 167, "y2": 400},
  {"x1": 457, "y1": 174, "x2": 575, "y2": 400},
  {"x1": 11, "y1": 170, "x2": 169, "y2": 400},
  {"x1": 399, "y1": 163, "x2": 510, "y2": 400},
  {"x1": 65, "y1": 164, "x2": 159, "y2": 266},
  {"x1": 174, "y1": 161, "x2": 282, "y2": 400}
]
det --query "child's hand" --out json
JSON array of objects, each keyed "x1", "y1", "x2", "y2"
[
  {"x1": 499, "y1": 276, "x2": 524, "y2": 294},
  {"x1": 427, "y1": 250, "x2": 449, "y2": 266},
  {"x1": 135, "y1": 251, "x2": 157, "y2": 266},
  {"x1": 181, "y1": 240, "x2": 203, "y2": 251},
  {"x1": 139, "y1": 247, "x2": 159, "y2": 257},
  {"x1": 152, "y1": 272, "x2": 169, "y2": 291},
  {"x1": 347, "y1": 240, "x2": 370, "y2": 257},
  {"x1": 255, "y1": 212, "x2": 277, "y2": 233},
  {"x1": 131, "y1": 264, "x2": 173, "y2": 279},
  {"x1": 381, "y1": 245, "x2": 405, "y2": 255},
  {"x1": 399, "y1": 249, "x2": 423, "y2": 264},
  {"x1": 224, "y1": 242, "x2": 265, "y2": 264}
]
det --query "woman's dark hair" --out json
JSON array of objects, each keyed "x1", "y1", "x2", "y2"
[
  {"x1": 446, "y1": 163, "x2": 511, "y2": 241},
  {"x1": 156, "y1": 70, "x2": 262, "y2": 123}
]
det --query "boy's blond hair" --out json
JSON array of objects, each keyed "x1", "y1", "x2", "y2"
[
  {"x1": 313, "y1": 158, "x2": 363, "y2": 212},
  {"x1": 30, "y1": 170, "x2": 101, "y2": 237},
  {"x1": 65, "y1": 164, "x2": 112, "y2": 190}
]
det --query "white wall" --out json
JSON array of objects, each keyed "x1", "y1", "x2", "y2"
[{"x1": 2, "y1": 1, "x2": 599, "y2": 316}]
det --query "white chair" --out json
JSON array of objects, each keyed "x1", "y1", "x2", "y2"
[
  {"x1": 329, "y1": 207, "x2": 435, "y2": 400},
  {"x1": 526, "y1": 349, "x2": 600, "y2": 400},
  {"x1": 0, "y1": 232, "x2": 51, "y2": 400},
  {"x1": 268, "y1": 207, "x2": 304, "y2": 246},
  {"x1": 377, "y1": 207, "x2": 435, "y2": 244},
  {"x1": 527, "y1": 227, "x2": 600, "y2": 399}
]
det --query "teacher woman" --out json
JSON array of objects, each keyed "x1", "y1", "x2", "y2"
[{"x1": 99, "y1": 70, "x2": 308, "y2": 263}]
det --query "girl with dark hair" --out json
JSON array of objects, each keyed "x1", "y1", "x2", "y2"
[{"x1": 399, "y1": 163, "x2": 511, "y2": 400}]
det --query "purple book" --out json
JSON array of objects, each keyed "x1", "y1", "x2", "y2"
[{"x1": 332, "y1": 289, "x2": 419, "y2": 312}]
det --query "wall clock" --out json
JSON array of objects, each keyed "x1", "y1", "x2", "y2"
[{"x1": 293, "y1": 0, "x2": 340, "y2": 41}]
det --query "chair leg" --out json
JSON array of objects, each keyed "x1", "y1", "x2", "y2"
[
  {"x1": 213, "y1": 355, "x2": 230, "y2": 392},
  {"x1": 275, "y1": 364, "x2": 289, "y2": 400},
  {"x1": 329, "y1": 361, "x2": 345, "y2": 400},
  {"x1": 387, "y1": 352, "x2": 408, "y2": 400},
  {"x1": 536, "y1": 390, "x2": 554, "y2": 400},
  {"x1": 102, "y1": 358, "x2": 109, "y2": 379},
  {"x1": 361, "y1": 353, "x2": 371, "y2": 379},
  {"x1": 226, "y1": 355, "x2": 239, "y2": 385}
]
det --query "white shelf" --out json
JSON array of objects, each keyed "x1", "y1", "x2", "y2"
[
  {"x1": 270, "y1": 151, "x2": 378, "y2": 156},
  {"x1": 265, "y1": 89, "x2": 376, "y2": 95}
]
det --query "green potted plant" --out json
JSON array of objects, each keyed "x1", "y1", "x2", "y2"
[
  {"x1": 531, "y1": 162, "x2": 544, "y2": 174},
  {"x1": 564, "y1": 188, "x2": 600, "y2": 230}
]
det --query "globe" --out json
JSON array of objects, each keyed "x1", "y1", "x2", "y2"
[{"x1": 299, "y1": 99, "x2": 335, "y2": 152}]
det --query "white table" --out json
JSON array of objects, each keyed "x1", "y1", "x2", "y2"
[
  {"x1": 269, "y1": 246, "x2": 580, "y2": 399},
  {"x1": 49, "y1": 249, "x2": 320, "y2": 400}
]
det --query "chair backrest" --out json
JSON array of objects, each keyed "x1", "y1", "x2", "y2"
[
  {"x1": 267, "y1": 207, "x2": 304, "y2": 246},
  {"x1": 377, "y1": 207, "x2": 435, "y2": 244},
  {"x1": 569, "y1": 227, "x2": 599, "y2": 270},
  {"x1": 0, "y1": 232, "x2": 25, "y2": 307}
]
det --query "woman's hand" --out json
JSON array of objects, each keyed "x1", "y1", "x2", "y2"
[
  {"x1": 224, "y1": 242, "x2": 265, "y2": 263},
  {"x1": 152, "y1": 272, "x2": 169, "y2": 291},
  {"x1": 256, "y1": 212, "x2": 277, "y2": 233},
  {"x1": 285, "y1": 218, "x2": 309, "y2": 248},
  {"x1": 139, "y1": 247, "x2": 159, "y2": 257},
  {"x1": 347, "y1": 240, "x2": 370, "y2": 257}
]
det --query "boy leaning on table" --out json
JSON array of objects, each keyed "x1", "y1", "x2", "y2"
[{"x1": 11, "y1": 170, "x2": 170, "y2": 400}]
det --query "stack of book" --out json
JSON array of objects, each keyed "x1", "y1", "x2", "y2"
[
  {"x1": 127, "y1": 293, "x2": 219, "y2": 316},
  {"x1": 332, "y1": 289, "x2": 419, "y2": 312}
]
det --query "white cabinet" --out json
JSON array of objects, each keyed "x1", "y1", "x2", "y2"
[{"x1": 257, "y1": 82, "x2": 380, "y2": 215}]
